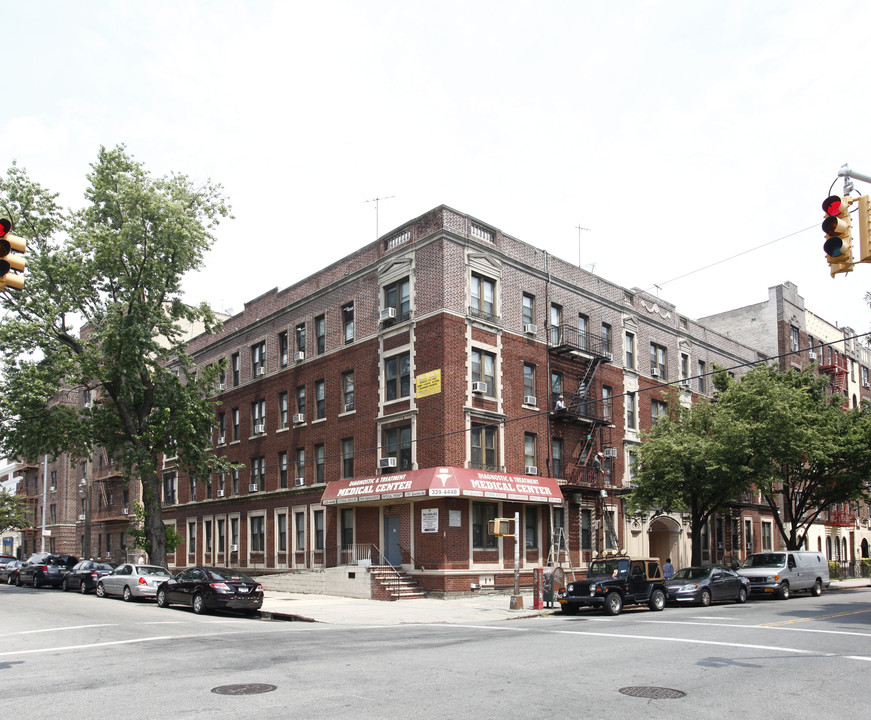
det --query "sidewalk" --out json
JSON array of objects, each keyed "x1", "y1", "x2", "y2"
[{"x1": 258, "y1": 578, "x2": 870, "y2": 626}]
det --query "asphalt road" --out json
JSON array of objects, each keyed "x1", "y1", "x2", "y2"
[{"x1": 2, "y1": 582, "x2": 870, "y2": 719}]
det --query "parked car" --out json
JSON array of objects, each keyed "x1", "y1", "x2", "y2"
[
  {"x1": 17, "y1": 553, "x2": 79, "y2": 588},
  {"x1": 666, "y1": 566, "x2": 750, "y2": 606},
  {"x1": 0, "y1": 554, "x2": 17, "y2": 567},
  {"x1": 738, "y1": 551, "x2": 831, "y2": 599},
  {"x1": 97, "y1": 563, "x2": 172, "y2": 601},
  {"x1": 0, "y1": 560, "x2": 22, "y2": 584},
  {"x1": 62, "y1": 561, "x2": 115, "y2": 594},
  {"x1": 156, "y1": 567, "x2": 264, "y2": 615}
]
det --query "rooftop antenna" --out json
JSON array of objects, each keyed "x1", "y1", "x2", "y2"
[
  {"x1": 576, "y1": 225, "x2": 590, "y2": 267},
  {"x1": 363, "y1": 195, "x2": 395, "y2": 240}
]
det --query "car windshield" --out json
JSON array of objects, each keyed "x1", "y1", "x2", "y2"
[
  {"x1": 139, "y1": 566, "x2": 170, "y2": 576},
  {"x1": 588, "y1": 558, "x2": 630, "y2": 578},
  {"x1": 207, "y1": 568, "x2": 255, "y2": 583},
  {"x1": 743, "y1": 553, "x2": 785, "y2": 568},
  {"x1": 670, "y1": 568, "x2": 710, "y2": 581}
]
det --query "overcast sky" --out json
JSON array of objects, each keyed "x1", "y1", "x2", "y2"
[{"x1": 4, "y1": 0, "x2": 871, "y2": 340}]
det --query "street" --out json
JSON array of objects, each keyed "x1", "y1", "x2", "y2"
[{"x1": 2, "y1": 582, "x2": 871, "y2": 718}]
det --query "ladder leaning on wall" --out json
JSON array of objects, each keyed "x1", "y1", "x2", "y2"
[{"x1": 547, "y1": 527, "x2": 576, "y2": 583}]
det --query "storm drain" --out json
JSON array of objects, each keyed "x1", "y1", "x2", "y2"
[
  {"x1": 619, "y1": 686, "x2": 686, "y2": 700},
  {"x1": 212, "y1": 683, "x2": 278, "y2": 696}
]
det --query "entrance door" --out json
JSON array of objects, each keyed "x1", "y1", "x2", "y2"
[{"x1": 384, "y1": 515, "x2": 402, "y2": 566}]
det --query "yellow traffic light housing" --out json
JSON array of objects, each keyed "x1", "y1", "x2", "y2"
[
  {"x1": 856, "y1": 195, "x2": 871, "y2": 264},
  {"x1": 0, "y1": 218, "x2": 26, "y2": 291},
  {"x1": 822, "y1": 195, "x2": 854, "y2": 277}
]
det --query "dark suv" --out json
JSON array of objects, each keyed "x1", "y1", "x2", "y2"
[
  {"x1": 17, "y1": 553, "x2": 79, "y2": 588},
  {"x1": 557, "y1": 553, "x2": 668, "y2": 616}
]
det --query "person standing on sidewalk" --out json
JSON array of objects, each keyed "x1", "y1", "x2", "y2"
[{"x1": 663, "y1": 558, "x2": 675, "y2": 579}]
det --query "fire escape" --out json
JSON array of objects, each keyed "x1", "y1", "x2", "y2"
[{"x1": 819, "y1": 348, "x2": 848, "y2": 395}]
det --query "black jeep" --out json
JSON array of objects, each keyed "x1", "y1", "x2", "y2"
[{"x1": 557, "y1": 553, "x2": 668, "y2": 616}]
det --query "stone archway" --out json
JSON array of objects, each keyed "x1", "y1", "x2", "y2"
[{"x1": 648, "y1": 515, "x2": 682, "y2": 569}]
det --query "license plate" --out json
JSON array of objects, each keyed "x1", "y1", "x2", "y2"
[{"x1": 237, "y1": 586, "x2": 249, "y2": 594}]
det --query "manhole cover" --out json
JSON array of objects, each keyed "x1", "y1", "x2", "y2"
[
  {"x1": 212, "y1": 684, "x2": 277, "y2": 696},
  {"x1": 619, "y1": 686, "x2": 686, "y2": 699}
]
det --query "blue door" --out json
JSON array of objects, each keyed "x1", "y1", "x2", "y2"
[{"x1": 384, "y1": 515, "x2": 401, "y2": 566}]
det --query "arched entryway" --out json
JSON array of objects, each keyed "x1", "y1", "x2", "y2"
[{"x1": 648, "y1": 515, "x2": 682, "y2": 569}]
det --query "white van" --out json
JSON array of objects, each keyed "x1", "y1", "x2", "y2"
[{"x1": 738, "y1": 551, "x2": 830, "y2": 599}]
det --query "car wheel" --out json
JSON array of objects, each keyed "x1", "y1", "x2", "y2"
[
  {"x1": 32, "y1": 574, "x2": 41, "y2": 589},
  {"x1": 62, "y1": 578, "x2": 69, "y2": 592},
  {"x1": 561, "y1": 603, "x2": 579, "y2": 616},
  {"x1": 15, "y1": 574, "x2": 21, "y2": 587},
  {"x1": 737, "y1": 586, "x2": 748, "y2": 604},
  {"x1": 699, "y1": 588, "x2": 712, "y2": 607},
  {"x1": 80, "y1": 579, "x2": 89, "y2": 594},
  {"x1": 648, "y1": 588, "x2": 666, "y2": 611},
  {"x1": 95, "y1": 582, "x2": 105, "y2": 598},
  {"x1": 604, "y1": 592, "x2": 623, "y2": 616},
  {"x1": 192, "y1": 593, "x2": 208, "y2": 615},
  {"x1": 778, "y1": 582, "x2": 790, "y2": 600},
  {"x1": 157, "y1": 588, "x2": 170, "y2": 608},
  {"x1": 123, "y1": 586, "x2": 133, "y2": 602},
  {"x1": 810, "y1": 580, "x2": 822, "y2": 597}
]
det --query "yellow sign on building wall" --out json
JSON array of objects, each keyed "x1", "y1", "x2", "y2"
[{"x1": 415, "y1": 369, "x2": 442, "y2": 398}]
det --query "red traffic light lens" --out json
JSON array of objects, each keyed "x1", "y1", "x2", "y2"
[
  {"x1": 822, "y1": 195, "x2": 843, "y2": 217},
  {"x1": 0, "y1": 218, "x2": 10, "y2": 238}
]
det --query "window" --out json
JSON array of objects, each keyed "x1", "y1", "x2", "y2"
[
  {"x1": 277, "y1": 513, "x2": 287, "y2": 553},
  {"x1": 524, "y1": 433, "x2": 536, "y2": 470},
  {"x1": 471, "y1": 423, "x2": 498, "y2": 470},
  {"x1": 278, "y1": 331, "x2": 289, "y2": 367},
  {"x1": 602, "y1": 386, "x2": 612, "y2": 421},
  {"x1": 231, "y1": 353, "x2": 240, "y2": 386},
  {"x1": 650, "y1": 343, "x2": 667, "y2": 379},
  {"x1": 218, "y1": 412, "x2": 226, "y2": 443},
  {"x1": 342, "y1": 302, "x2": 354, "y2": 344},
  {"x1": 315, "y1": 380, "x2": 325, "y2": 419},
  {"x1": 314, "y1": 510, "x2": 324, "y2": 551},
  {"x1": 384, "y1": 277, "x2": 410, "y2": 319},
  {"x1": 295, "y1": 511, "x2": 305, "y2": 551},
  {"x1": 384, "y1": 425, "x2": 412, "y2": 470},
  {"x1": 250, "y1": 457, "x2": 265, "y2": 489},
  {"x1": 385, "y1": 352, "x2": 411, "y2": 401},
  {"x1": 551, "y1": 371, "x2": 563, "y2": 409},
  {"x1": 761, "y1": 522, "x2": 772, "y2": 551},
  {"x1": 189, "y1": 475, "x2": 196, "y2": 501},
  {"x1": 552, "y1": 437, "x2": 564, "y2": 479},
  {"x1": 744, "y1": 519, "x2": 753, "y2": 552},
  {"x1": 522, "y1": 293, "x2": 535, "y2": 326},
  {"x1": 651, "y1": 399, "x2": 668, "y2": 424},
  {"x1": 295, "y1": 323, "x2": 305, "y2": 354},
  {"x1": 278, "y1": 391, "x2": 288, "y2": 428},
  {"x1": 251, "y1": 341, "x2": 266, "y2": 377},
  {"x1": 278, "y1": 451, "x2": 288, "y2": 489},
  {"x1": 341, "y1": 508, "x2": 354, "y2": 547},
  {"x1": 581, "y1": 508, "x2": 592, "y2": 551},
  {"x1": 315, "y1": 315, "x2": 326, "y2": 355},
  {"x1": 550, "y1": 304, "x2": 563, "y2": 344},
  {"x1": 626, "y1": 392, "x2": 637, "y2": 429},
  {"x1": 250, "y1": 516, "x2": 265, "y2": 552},
  {"x1": 790, "y1": 325, "x2": 800, "y2": 353},
  {"x1": 163, "y1": 474, "x2": 176, "y2": 505},
  {"x1": 601, "y1": 323, "x2": 612, "y2": 356},
  {"x1": 251, "y1": 399, "x2": 266, "y2": 434},
  {"x1": 471, "y1": 349, "x2": 495, "y2": 394},
  {"x1": 342, "y1": 370, "x2": 355, "y2": 411},
  {"x1": 231, "y1": 518, "x2": 239, "y2": 548},
  {"x1": 232, "y1": 468, "x2": 240, "y2": 495},
  {"x1": 219, "y1": 362, "x2": 226, "y2": 387},
  {"x1": 680, "y1": 353, "x2": 689, "y2": 380},
  {"x1": 731, "y1": 518, "x2": 740, "y2": 554},
  {"x1": 218, "y1": 519, "x2": 226, "y2": 554},
  {"x1": 296, "y1": 386, "x2": 306, "y2": 415},
  {"x1": 525, "y1": 506, "x2": 538, "y2": 549},
  {"x1": 698, "y1": 360, "x2": 707, "y2": 394},
  {"x1": 625, "y1": 332, "x2": 635, "y2": 369},
  {"x1": 295, "y1": 448, "x2": 305, "y2": 481},
  {"x1": 314, "y1": 444, "x2": 325, "y2": 483},
  {"x1": 341, "y1": 438, "x2": 354, "y2": 479},
  {"x1": 578, "y1": 313, "x2": 589, "y2": 350},
  {"x1": 523, "y1": 363, "x2": 536, "y2": 400},
  {"x1": 232, "y1": 408, "x2": 240, "y2": 441},
  {"x1": 470, "y1": 273, "x2": 496, "y2": 318},
  {"x1": 473, "y1": 502, "x2": 498, "y2": 549}
]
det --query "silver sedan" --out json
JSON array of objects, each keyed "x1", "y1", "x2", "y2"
[{"x1": 96, "y1": 563, "x2": 172, "y2": 602}]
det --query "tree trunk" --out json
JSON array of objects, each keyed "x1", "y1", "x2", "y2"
[{"x1": 140, "y1": 465, "x2": 167, "y2": 568}]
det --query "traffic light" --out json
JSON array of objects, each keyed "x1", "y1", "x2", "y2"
[
  {"x1": 0, "y1": 218, "x2": 26, "y2": 291},
  {"x1": 856, "y1": 195, "x2": 871, "y2": 265},
  {"x1": 822, "y1": 195, "x2": 854, "y2": 277}
]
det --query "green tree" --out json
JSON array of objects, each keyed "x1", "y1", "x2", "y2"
[
  {"x1": 0, "y1": 146, "x2": 233, "y2": 567},
  {"x1": 0, "y1": 489, "x2": 27, "y2": 533},
  {"x1": 627, "y1": 391, "x2": 753, "y2": 566},
  {"x1": 716, "y1": 365, "x2": 871, "y2": 550}
]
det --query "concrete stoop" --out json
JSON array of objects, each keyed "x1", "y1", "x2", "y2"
[{"x1": 369, "y1": 566, "x2": 427, "y2": 600}]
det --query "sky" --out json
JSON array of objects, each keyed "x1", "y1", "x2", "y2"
[{"x1": 3, "y1": 0, "x2": 871, "y2": 339}]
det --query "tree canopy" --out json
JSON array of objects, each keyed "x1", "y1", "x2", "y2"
[
  {"x1": 0, "y1": 146, "x2": 233, "y2": 566},
  {"x1": 0, "y1": 489, "x2": 27, "y2": 534}
]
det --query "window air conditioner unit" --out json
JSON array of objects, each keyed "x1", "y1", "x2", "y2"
[
  {"x1": 344, "y1": 402, "x2": 355, "y2": 412},
  {"x1": 295, "y1": 351, "x2": 305, "y2": 362},
  {"x1": 218, "y1": 436, "x2": 226, "y2": 445},
  {"x1": 106, "y1": 552, "x2": 111, "y2": 559},
  {"x1": 292, "y1": 413, "x2": 305, "y2": 424},
  {"x1": 808, "y1": 351, "x2": 817, "y2": 360},
  {"x1": 122, "y1": 507, "x2": 129, "y2": 515},
  {"x1": 256, "y1": 367, "x2": 265, "y2": 376},
  {"x1": 523, "y1": 323, "x2": 538, "y2": 335},
  {"x1": 604, "y1": 352, "x2": 613, "y2": 361},
  {"x1": 605, "y1": 447, "x2": 618, "y2": 458},
  {"x1": 217, "y1": 490, "x2": 225, "y2": 498},
  {"x1": 680, "y1": 379, "x2": 691, "y2": 388},
  {"x1": 379, "y1": 457, "x2": 398, "y2": 469},
  {"x1": 78, "y1": 514, "x2": 86, "y2": 521},
  {"x1": 249, "y1": 483, "x2": 259, "y2": 492},
  {"x1": 217, "y1": 383, "x2": 225, "y2": 391},
  {"x1": 380, "y1": 307, "x2": 397, "y2": 321},
  {"x1": 79, "y1": 479, "x2": 86, "y2": 486},
  {"x1": 230, "y1": 544, "x2": 238, "y2": 552},
  {"x1": 254, "y1": 423, "x2": 265, "y2": 434},
  {"x1": 651, "y1": 368, "x2": 661, "y2": 378},
  {"x1": 50, "y1": 486, "x2": 56, "y2": 492},
  {"x1": 472, "y1": 381, "x2": 487, "y2": 394},
  {"x1": 295, "y1": 477, "x2": 305, "y2": 487},
  {"x1": 523, "y1": 395, "x2": 537, "y2": 406},
  {"x1": 525, "y1": 465, "x2": 538, "y2": 476}
]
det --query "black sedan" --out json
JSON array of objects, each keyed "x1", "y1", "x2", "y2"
[
  {"x1": 62, "y1": 561, "x2": 115, "y2": 594},
  {"x1": 0, "y1": 560, "x2": 23, "y2": 584},
  {"x1": 156, "y1": 567, "x2": 263, "y2": 615},
  {"x1": 666, "y1": 566, "x2": 750, "y2": 606}
]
